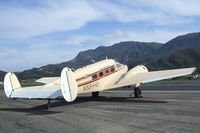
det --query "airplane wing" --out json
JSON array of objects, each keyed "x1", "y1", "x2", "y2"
[{"x1": 107, "y1": 67, "x2": 196, "y2": 89}]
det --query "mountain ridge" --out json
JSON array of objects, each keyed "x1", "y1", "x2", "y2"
[{"x1": 0, "y1": 32, "x2": 200, "y2": 81}]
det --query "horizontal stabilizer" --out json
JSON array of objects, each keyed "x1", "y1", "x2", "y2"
[
  {"x1": 10, "y1": 86, "x2": 61, "y2": 99},
  {"x1": 4, "y1": 73, "x2": 61, "y2": 99},
  {"x1": 36, "y1": 77, "x2": 59, "y2": 84}
]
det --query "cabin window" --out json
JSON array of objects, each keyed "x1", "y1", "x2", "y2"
[
  {"x1": 99, "y1": 71, "x2": 104, "y2": 77},
  {"x1": 116, "y1": 63, "x2": 121, "y2": 68},
  {"x1": 92, "y1": 74, "x2": 97, "y2": 80},
  {"x1": 106, "y1": 69, "x2": 110, "y2": 75},
  {"x1": 108, "y1": 68, "x2": 111, "y2": 73},
  {"x1": 111, "y1": 67, "x2": 115, "y2": 73},
  {"x1": 103, "y1": 70, "x2": 106, "y2": 76}
]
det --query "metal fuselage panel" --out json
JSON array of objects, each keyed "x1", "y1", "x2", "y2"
[{"x1": 77, "y1": 65, "x2": 128, "y2": 94}]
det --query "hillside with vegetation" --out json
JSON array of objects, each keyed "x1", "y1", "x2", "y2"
[
  {"x1": 0, "y1": 71, "x2": 6, "y2": 81},
  {"x1": 0, "y1": 32, "x2": 200, "y2": 80}
]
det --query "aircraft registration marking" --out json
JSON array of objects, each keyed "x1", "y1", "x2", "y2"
[{"x1": 83, "y1": 81, "x2": 99, "y2": 91}]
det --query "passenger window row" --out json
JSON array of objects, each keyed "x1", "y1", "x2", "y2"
[{"x1": 92, "y1": 66, "x2": 115, "y2": 80}]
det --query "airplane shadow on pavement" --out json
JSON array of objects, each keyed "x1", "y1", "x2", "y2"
[{"x1": 0, "y1": 96, "x2": 168, "y2": 115}]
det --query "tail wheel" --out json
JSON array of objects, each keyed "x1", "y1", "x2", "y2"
[{"x1": 92, "y1": 92, "x2": 99, "y2": 98}]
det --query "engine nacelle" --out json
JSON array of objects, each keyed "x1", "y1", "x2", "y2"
[
  {"x1": 120, "y1": 65, "x2": 148, "y2": 86},
  {"x1": 127, "y1": 65, "x2": 148, "y2": 76}
]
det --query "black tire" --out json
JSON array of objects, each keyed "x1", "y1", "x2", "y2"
[
  {"x1": 92, "y1": 92, "x2": 99, "y2": 98},
  {"x1": 134, "y1": 87, "x2": 142, "y2": 98},
  {"x1": 45, "y1": 99, "x2": 51, "y2": 109},
  {"x1": 46, "y1": 104, "x2": 49, "y2": 109}
]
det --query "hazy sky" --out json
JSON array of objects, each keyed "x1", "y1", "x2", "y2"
[{"x1": 0, "y1": 0, "x2": 200, "y2": 72}]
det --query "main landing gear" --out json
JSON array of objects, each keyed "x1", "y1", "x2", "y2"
[
  {"x1": 130, "y1": 87, "x2": 143, "y2": 98},
  {"x1": 46, "y1": 99, "x2": 51, "y2": 109},
  {"x1": 92, "y1": 91, "x2": 99, "y2": 98}
]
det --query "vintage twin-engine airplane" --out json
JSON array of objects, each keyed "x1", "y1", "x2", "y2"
[{"x1": 4, "y1": 59, "x2": 196, "y2": 108}]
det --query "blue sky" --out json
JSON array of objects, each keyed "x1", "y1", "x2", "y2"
[{"x1": 0, "y1": 0, "x2": 200, "y2": 71}]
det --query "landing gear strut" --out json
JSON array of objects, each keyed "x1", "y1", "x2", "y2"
[
  {"x1": 46, "y1": 99, "x2": 51, "y2": 109},
  {"x1": 92, "y1": 91, "x2": 99, "y2": 98},
  {"x1": 130, "y1": 87, "x2": 143, "y2": 98}
]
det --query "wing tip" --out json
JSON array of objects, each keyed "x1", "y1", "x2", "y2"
[{"x1": 192, "y1": 67, "x2": 197, "y2": 73}]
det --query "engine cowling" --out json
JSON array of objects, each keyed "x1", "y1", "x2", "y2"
[
  {"x1": 120, "y1": 65, "x2": 148, "y2": 86},
  {"x1": 126, "y1": 65, "x2": 148, "y2": 77}
]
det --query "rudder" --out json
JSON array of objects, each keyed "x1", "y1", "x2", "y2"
[
  {"x1": 61, "y1": 67, "x2": 78, "y2": 102},
  {"x1": 4, "y1": 73, "x2": 21, "y2": 98}
]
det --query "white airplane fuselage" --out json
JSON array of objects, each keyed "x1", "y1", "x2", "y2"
[{"x1": 74, "y1": 59, "x2": 128, "y2": 94}]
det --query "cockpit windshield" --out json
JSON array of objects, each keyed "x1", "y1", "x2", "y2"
[{"x1": 116, "y1": 62, "x2": 124, "y2": 68}]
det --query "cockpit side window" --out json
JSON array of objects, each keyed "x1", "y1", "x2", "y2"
[{"x1": 116, "y1": 62, "x2": 123, "y2": 68}]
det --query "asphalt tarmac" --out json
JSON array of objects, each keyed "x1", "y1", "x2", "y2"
[{"x1": 0, "y1": 85, "x2": 200, "y2": 133}]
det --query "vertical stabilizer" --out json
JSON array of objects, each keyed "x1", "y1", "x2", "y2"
[
  {"x1": 61, "y1": 67, "x2": 78, "y2": 102},
  {"x1": 4, "y1": 73, "x2": 21, "y2": 98}
]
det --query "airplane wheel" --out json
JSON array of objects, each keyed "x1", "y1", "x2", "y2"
[
  {"x1": 45, "y1": 99, "x2": 51, "y2": 109},
  {"x1": 46, "y1": 104, "x2": 50, "y2": 109},
  {"x1": 134, "y1": 87, "x2": 142, "y2": 98},
  {"x1": 92, "y1": 92, "x2": 99, "y2": 98}
]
